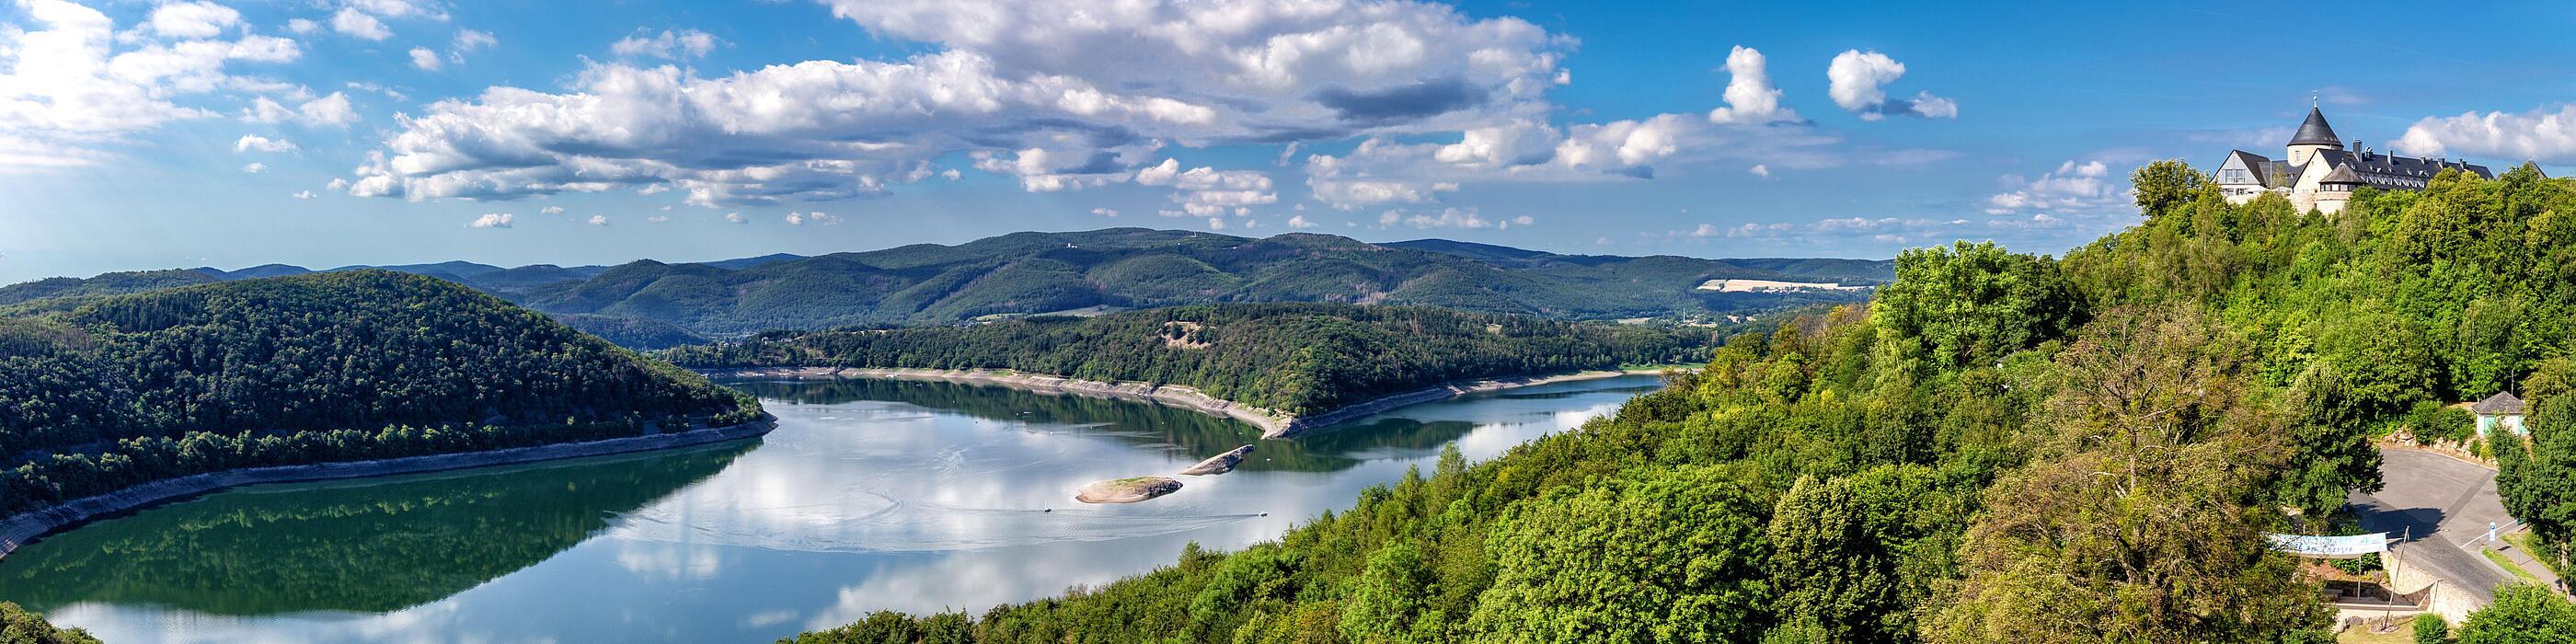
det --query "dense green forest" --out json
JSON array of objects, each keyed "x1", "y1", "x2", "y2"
[
  {"x1": 548, "y1": 313, "x2": 710, "y2": 351},
  {"x1": 0, "y1": 270, "x2": 761, "y2": 518},
  {"x1": 662, "y1": 303, "x2": 1711, "y2": 416},
  {"x1": 786, "y1": 164, "x2": 2576, "y2": 642},
  {"x1": 0, "y1": 270, "x2": 219, "y2": 307},
  {"x1": 523, "y1": 230, "x2": 1885, "y2": 336},
  {"x1": 0, "y1": 231, "x2": 1884, "y2": 345}
]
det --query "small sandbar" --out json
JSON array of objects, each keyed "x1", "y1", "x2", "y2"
[
  {"x1": 1179, "y1": 444, "x2": 1255, "y2": 476},
  {"x1": 1075, "y1": 477, "x2": 1183, "y2": 504}
]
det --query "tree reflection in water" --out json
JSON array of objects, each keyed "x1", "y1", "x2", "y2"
[
  {"x1": 0, "y1": 441, "x2": 754, "y2": 615},
  {"x1": 726, "y1": 378, "x2": 1514, "y2": 473}
]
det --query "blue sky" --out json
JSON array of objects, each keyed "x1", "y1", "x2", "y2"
[{"x1": 5, "y1": 0, "x2": 2575, "y2": 283}]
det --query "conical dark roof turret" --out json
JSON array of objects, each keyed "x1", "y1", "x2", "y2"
[
  {"x1": 2320, "y1": 165, "x2": 2363, "y2": 184},
  {"x1": 2289, "y1": 108, "x2": 2342, "y2": 147}
]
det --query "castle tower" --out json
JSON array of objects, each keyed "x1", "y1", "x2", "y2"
[
  {"x1": 2286, "y1": 107, "x2": 2342, "y2": 166},
  {"x1": 2315, "y1": 165, "x2": 2363, "y2": 214}
]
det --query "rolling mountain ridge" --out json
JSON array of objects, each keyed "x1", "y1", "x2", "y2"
[{"x1": 2, "y1": 229, "x2": 1889, "y2": 342}]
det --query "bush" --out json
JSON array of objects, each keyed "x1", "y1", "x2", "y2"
[
  {"x1": 2404, "y1": 401, "x2": 2476, "y2": 445},
  {"x1": 2415, "y1": 614, "x2": 2449, "y2": 644},
  {"x1": 2457, "y1": 585, "x2": 2576, "y2": 643}
]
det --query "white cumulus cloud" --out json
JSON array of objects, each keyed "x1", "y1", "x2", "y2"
[
  {"x1": 468, "y1": 212, "x2": 512, "y2": 228},
  {"x1": 1826, "y1": 50, "x2": 1955, "y2": 121},
  {"x1": 146, "y1": 1, "x2": 243, "y2": 39},
  {"x1": 2396, "y1": 104, "x2": 2576, "y2": 163},
  {"x1": 343, "y1": 0, "x2": 1577, "y2": 205},
  {"x1": 233, "y1": 134, "x2": 297, "y2": 153},
  {"x1": 408, "y1": 47, "x2": 440, "y2": 70},
  {"x1": 330, "y1": 7, "x2": 389, "y2": 40},
  {"x1": 1705, "y1": 46, "x2": 1799, "y2": 125},
  {"x1": 0, "y1": 0, "x2": 306, "y2": 168}
]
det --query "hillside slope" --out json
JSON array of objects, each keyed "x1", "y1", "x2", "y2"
[
  {"x1": 0, "y1": 270, "x2": 761, "y2": 517},
  {"x1": 661, "y1": 303, "x2": 1712, "y2": 416},
  {"x1": 792, "y1": 164, "x2": 2576, "y2": 642}
]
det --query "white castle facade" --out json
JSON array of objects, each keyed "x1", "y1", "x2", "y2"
[{"x1": 2213, "y1": 106, "x2": 2493, "y2": 214}]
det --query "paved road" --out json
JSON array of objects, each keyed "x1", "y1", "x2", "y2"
[{"x1": 2349, "y1": 448, "x2": 2516, "y2": 599}]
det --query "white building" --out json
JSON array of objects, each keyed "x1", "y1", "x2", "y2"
[
  {"x1": 2474, "y1": 391, "x2": 2527, "y2": 436},
  {"x1": 2213, "y1": 106, "x2": 2494, "y2": 214}
]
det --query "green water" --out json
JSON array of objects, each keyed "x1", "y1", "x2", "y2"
[{"x1": 0, "y1": 375, "x2": 1662, "y2": 642}]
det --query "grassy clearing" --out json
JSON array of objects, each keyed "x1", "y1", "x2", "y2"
[{"x1": 2334, "y1": 615, "x2": 2431, "y2": 643}]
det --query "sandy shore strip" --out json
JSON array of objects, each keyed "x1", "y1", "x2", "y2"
[
  {"x1": 0, "y1": 419, "x2": 776, "y2": 561},
  {"x1": 701, "y1": 366, "x2": 1671, "y2": 439}
]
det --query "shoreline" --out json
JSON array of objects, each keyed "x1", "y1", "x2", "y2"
[
  {"x1": 0, "y1": 418, "x2": 776, "y2": 561},
  {"x1": 698, "y1": 366, "x2": 1671, "y2": 439}
]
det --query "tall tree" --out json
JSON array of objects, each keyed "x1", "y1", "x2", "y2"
[
  {"x1": 1872, "y1": 241, "x2": 2082, "y2": 373},
  {"x1": 2130, "y1": 159, "x2": 2208, "y2": 217},
  {"x1": 2497, "y1": 397, "x2": 2576, "y2": 558},
  {"x1": 1466, "y1": 466, "x2": 1772, "y2": 643},
  {"x1": 1768, "y1": 465, "x2": 1964, "y2": 643},
  {"x1": 1929, "y1": 305, "x2": 2329, "y2": 643}
]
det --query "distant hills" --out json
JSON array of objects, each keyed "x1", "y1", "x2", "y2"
[{"x1": 0, "y1": 228, "x2": 1890, "y2": 344}]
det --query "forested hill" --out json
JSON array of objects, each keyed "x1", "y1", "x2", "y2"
[
  {"x1": 528, "y1": 230, "x2": 1885, "y2": 336},
  {"x1": 660, "y1": 303, "x2": 1712, "y2": 416},
  {"x1": 0, "y1": 270, "x2": 220, "y2": 307},
  {"x1": 786, "y1": 165, "x2": 2576, "y2": 643},
  {"x1": 3, "y1": 230, "x2": 1888, "y2": 342},
  {"x1": 0, "y1": 270, "x2": 762, "y2": 517}
]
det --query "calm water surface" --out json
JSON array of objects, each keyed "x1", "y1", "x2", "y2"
[{"x1": 0, "y1": 375, "x2": 1662, "y2": 642}]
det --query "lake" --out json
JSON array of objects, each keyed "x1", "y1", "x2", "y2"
[{"x1": 0, "y1": 374, "x2": 1664, "y2": 642}]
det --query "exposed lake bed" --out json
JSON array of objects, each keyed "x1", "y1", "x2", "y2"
[{"x1": 0, "y1": 374, "x2": 1662, "y2": 643}]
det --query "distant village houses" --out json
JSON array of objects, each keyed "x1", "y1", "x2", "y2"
[{"x1": 2213, "y1": 104, "x2": 2495, "y2": 214}]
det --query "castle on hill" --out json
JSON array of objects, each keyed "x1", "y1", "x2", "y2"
[{"x1": 2213, "y1": 105, "x2": 2493, "y2": 214}]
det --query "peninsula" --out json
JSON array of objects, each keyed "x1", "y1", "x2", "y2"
[{"x1": 665, "y1": 303, "x2": 1708, "y2": 436}]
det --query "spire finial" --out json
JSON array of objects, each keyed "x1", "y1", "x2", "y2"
[{"x1": 2311, "y1": 90, "x2": 2318, "y2": 108}]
